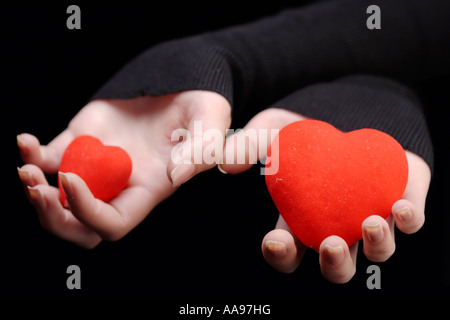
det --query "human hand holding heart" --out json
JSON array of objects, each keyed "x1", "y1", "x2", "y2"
[
  {"x1": 59, "y1": 118, "x2": 407, "y2": 255},
  {"x1": 262, "y1": 117, "x2": 429, "y2": 283},
  {"x1": 17, "y1": 92, "x2": 232, "y2": 248},
  {"x1": 58, "y1": 135, "x2": 132, "y2": 206},
  {"x1": 220, "y1": 107, "x2": 430, "y2": 283},
  {"x1": 16, "y1": 92, "x2": 430, "y2": 284},
  {"x1": 265, "y1": 119, "x2": 408, "y2": 251}
]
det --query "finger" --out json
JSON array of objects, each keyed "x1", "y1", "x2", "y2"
[
  {"x1": 319, "y1": 236, "x2": 358, "y2": 284},
  {"x1": 219, "y1": 108, "x2": 306, "y2": 174},
  {"x1": 167, "y1": 100, "x2": 231, "y2": 186},
  {"x1": 261, "y1": 215, "x2": 306, "y2": 273},
  {"x1": 17, "y1": 164, "x2": 49, "y2": 187},
  {"x1": 362, "y1": 215, "x2": 396, "y2": 262},
  {"x1": 25, "y1": 182, "x2": 102, "y2": 249},
  {"x1": 392, "y1": 151, "x2": 431, "y2": 234},
  {"x1": 59, "y1": 172, "x2": 156, "y2": 241},
  {"x1": 17, "y1": 164, "x2": 49, "y2": 202},
  {"x1": 17, "y1": 131, "x2": 74, "y2": 173}
]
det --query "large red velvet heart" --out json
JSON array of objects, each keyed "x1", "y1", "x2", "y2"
[
  {"x1": 265, "y1": 120, "x2": 408, "y2": 251},
  {"x1": 58, "y1": 135, "x2": 132, "y2": 206}
]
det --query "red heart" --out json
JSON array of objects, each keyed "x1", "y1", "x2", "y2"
[
  {"x1": 265, "y1": 120, "x2": 408, "y2": 251},
  {"x1": 58, "y1": 135, "x2": 132, "y2": 206}
]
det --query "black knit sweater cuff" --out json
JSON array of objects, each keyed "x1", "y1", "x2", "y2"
[
  {"x1": 271, "y1": 75, "x2": 434, "y2": 171},
  {"x1": 91, "y1": 36, "x2": 235, "y2": 105}
]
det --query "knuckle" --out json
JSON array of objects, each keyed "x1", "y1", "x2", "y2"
[
  {"x1": 365, "y1": 243, "x2": 396, "y2": 263},
  {"x1": 100, "y1": 227, "x2": 128, "y2": 242},
  {"x1": 79, "y1": 239, "x2": 102, "y2": 250},
  {"x1": 326, "y1": 268, "x2": 355, "y2": 284}
]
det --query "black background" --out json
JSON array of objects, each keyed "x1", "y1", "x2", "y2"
[{"x1": 2, "y1": 1, "x2": 450, "y2": 302}]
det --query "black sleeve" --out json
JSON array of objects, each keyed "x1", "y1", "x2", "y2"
[
  {"x1": 91, "y1": 0, "x2": 444, "y2": 170},
  {"x1": 92, "y1": 0, "x2": 450, "y2": 114},
  {"x1": 271, "y1": 74, "x2": 434, "y2": 170}
]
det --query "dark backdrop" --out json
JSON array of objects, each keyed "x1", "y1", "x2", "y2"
[{"x1": 2, "y1": 1, "x2": 449, "y2": 303}]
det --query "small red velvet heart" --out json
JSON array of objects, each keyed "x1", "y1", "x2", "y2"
[
  {"x1": 265, "y1": 120, "x2": 408, "y2": 251},
  {"x1": 58, "y1": 135, "x2": 132, "y2": 206}
]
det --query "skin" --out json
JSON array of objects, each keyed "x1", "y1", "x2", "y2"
[
  {"x1": 219, "y1": 108, "x2": 431, "y2": 283},
  {"x1": 17, "y1": 91, "x2": 231, "y2": 248},
  {"x1": 17, "y1": 93, "x2": 431, "y2": 283}
]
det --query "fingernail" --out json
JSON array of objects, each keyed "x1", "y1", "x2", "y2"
[
  {"x1": 58, "y1": 172, "x2": 73, "y2": 198},
  {"x1": 17, "y1": 135, "x2": 28, "y2": 156},
  {"x1": 265, "y1": 240, "x2": 287, "y2": 258},
  {"x1": 217, "y1": 165, "x2": 228, "y2": 174},
  {"x1": 16, "y1": 134, "x2": 26, "y2": 148},
  {"x1": 170, "y1": 164, "x2": 195, "y2": 186},
  {"x1": 17, "y1": 167, "x2": 31, "y2": 183},
  {"x1": 27, "y1": 185, "x2": 43, "y2": 202},
  {"x1": 323, "y1": 244, "x2": 344, "y2": 266},
  {"x1": 364, "y1": 223, "x2": 383, "y2": 243},
  {"x1": 395, "y1": 207, "x2": 412, "y2": 222}
]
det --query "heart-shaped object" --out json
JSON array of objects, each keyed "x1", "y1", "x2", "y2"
[
  {"x1": 58, "y1": 135, "x2": 132, "y2": 206},
  {"x1": 265, "y1": 120, "x2": 408, "y2": 251}
]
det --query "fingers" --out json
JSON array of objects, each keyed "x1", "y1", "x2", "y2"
[
  {"x1": 17, "y1": 165, "x2": 102, "y2": 249},
  {"x1": 17, "y1": 131, "x2": 74, "y2": 173},
  {"x1": 263, "y1": 217, "x2": 358, "y2": 283},
  {"x1": 226, "y1": 108, "x2": 308, "y2": 274},
  {"x1": 262, "y1": 215, "x2": 395, "y2": 279},
  {"x1": 392, "y1": 201, "x2": 422, "y2": 234},
  {"x1": 167, "y1": 92, "x2": 232, "y2": 186},
  {"x1": 261, "y1": 215, "x2": 306, "y2": 273},
  {"x1": 219, "y1": 108, "x2": 307, "y2": 175},
  {"x1": 392, "y1": 151, "x2": 431, "y2": 234},
  {"x1": 59, "y1": 172, "x2": 156, "y2": 241},
  {"x1": 362, "y1": 215, "x2": 395, "y2": 262},
  {"x1": 360, "y1": 151, "x2": 430, "y2": 262},
  {"x1": 18, "y1": 136, "x2": 159, "y2": 246},
  {"x1": 319, "y1": 236, "x2": 358, "y2": 284}
]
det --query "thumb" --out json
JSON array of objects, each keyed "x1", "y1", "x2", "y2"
[
  {"x1": 219, "y1": 108, "x2": 307, "y2": 175},
  {"x1": 166, "y1": 98, "x2": 231, "y2": 186}
]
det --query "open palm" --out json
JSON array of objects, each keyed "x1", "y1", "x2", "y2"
[{"x1": 17, "y1": 91, "x2": 231, "y2": 248}]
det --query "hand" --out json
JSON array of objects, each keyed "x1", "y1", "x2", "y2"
[
  {"x1": 219, "y1": 108, "x2": 431, "y2": 283},
  {"x1": 17, "y1": 90, "x2": 231, "y2": 248}
]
